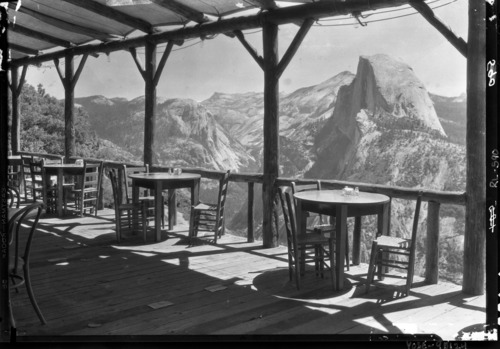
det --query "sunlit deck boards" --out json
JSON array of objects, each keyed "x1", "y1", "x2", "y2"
[{"x1": 11, "y1": 208, "x2": 487, "y2": 341}]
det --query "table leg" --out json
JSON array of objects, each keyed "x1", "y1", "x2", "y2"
[
  {"x1": 335, "y1": 204, "x2": 347, "y2": 291},
  {"x1": 132, "y1": 182, "x2": 139, "y2": 233},
  {"x1": 377, "y1": 202, "x2": 391, "y2": 279},
  {"x1": 57, "y1": 170, "x2": 63, "y2": 216},
  {"x1": 296, "y1": 200, "x2": 307, "y2": 276},
  {"x1": 155, "y1": 182, "x2": 162, "y2": 242},
  {"x1": 352, "y1": 216, "x2": 362, "y2": 265},
  {"x1": 167, "y1": 189, "x2": 175, "y2": 231}
]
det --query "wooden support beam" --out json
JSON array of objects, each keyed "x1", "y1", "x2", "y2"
[
  {"x1": 463, "y1": 0, "x2": 486, "y2": 296},
  {"x1": 410, "y1": 0, "x2": 467, "y2": 57},
  {"x1": 11, "y1": 0, "x2": 413, "y2": 67},
  {"x1": 276, "y1": 18, "x2": 313, "y2": 79},
  {"x1": 9, "y1": 43, "x2": 39, "y2": 55},
  {"x1": 61, "y1": 0, "x2": 154, "y2": 33},
  {"x1": 12, "y1": 3, "x2": 119, "y2": 41},
  {"x1": 248, "y1": 182, "x2": 255, "y2": 242},
  {"x1": 150, "y1": 0, "x2": 208, "y2": 24},
  {"x1": 129, "y1": 47, "x2": 146, "y2": 80},
  {"x1": 55, "y1": 53, "x2": 88, "y2": 161},
  {"x1": 8, "y1": 65, "x2": 28, "y2": 153},
  {"x1": 234, "y1": 30, "x2": 264, "y2": 70},
  {"x1": 262, "y1": 20, "x2": 280, "y2": 248},
  {"x1": 9, "y1": 23, "x2": 74, "y2": 48},
  {"x1": 425, "y1": 201, "x2": 440, "y2": 284},
  {"x1": 143, "y1": 40, "x2": 157, "y2": 166},
  {"x1": 153, "y1": 41, "x2": 174, "y2": 87}
]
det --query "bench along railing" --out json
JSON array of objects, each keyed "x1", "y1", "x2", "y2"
[
  {"x1": 29, "y1": 153, "x2": 465, "y2": 285},
  {"x1": 277, "y1": 177, "x2": 466, "y2": 285}
]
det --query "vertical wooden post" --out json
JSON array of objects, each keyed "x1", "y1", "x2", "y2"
[
  {"x1": 248, "y1": 182, "x2": 254, "y2": 242},
  {"x1": 463, "y1": 0, "x2": 486, "y2": 295},
  {"x1": 144, "y1": 40, "x2": 156, "y2": 166},
  {"x1": 425, "y1": 201, "x2": 440, "y2": 284},
  {"x1": 64, "y1": 51, "x2": 75, "y2": 161},
  {"x1": 262, "y1": 20, "x2": 280, "y2": 248},
  {"x1": 352, "y1": 217, "x2": 361, "y2": 265},
  {"x1": 9, "y1": 65, "x2": 27, "y2": 153}
]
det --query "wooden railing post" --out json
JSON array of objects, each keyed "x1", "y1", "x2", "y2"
[
  {"x1": 425, "y1": 200, "x2": 440, "y2": 284},
  {"x1": 247, "y1": 182, "x2": 254, "y2": 242}
]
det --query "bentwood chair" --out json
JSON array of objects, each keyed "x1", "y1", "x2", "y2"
[
  {"x1": 278, "y1": 186, "x2": 335, "y2": 290},
  {"x1": 8, "y1": 161, "x2": 22, "y2": 195},
  {"x1": 108, "y1": 169, "x2": 149, "y2": 242},
  {"x1": 291, "y1": 181, "x2": 350, "y2": 270},
  {"x1": 189, "y1": 170, "x2": 230, "y2": 244},
  {"x1": 8, "y1": 202, "x2": 46, "y2": 325},
  {"x1": 7, "y1": 185, "x2": 20, "y2": 208},
  {"x1": 122, "y1": 164, "x2": 164, "y2": 228},
  {"x1": 66, "y1": 162, "x2": 103, "y2": 216},
  {"x1": 365, "y1": 192, "x2": 423, "y2": 296}
]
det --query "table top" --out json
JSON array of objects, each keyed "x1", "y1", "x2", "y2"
[
  {"x1": 129, "y1": 172, "x2": 201, "y2": 181},
  {"x1": 43, "y1": 164, "x2": 83, "y2": 169},
  {"x1": 294, "y1": 189, "x2": 390, "y2": 206}
]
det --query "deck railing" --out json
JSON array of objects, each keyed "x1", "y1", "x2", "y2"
[{"x1": 17, "y1": 152, "x2": 466, "y2": 286}]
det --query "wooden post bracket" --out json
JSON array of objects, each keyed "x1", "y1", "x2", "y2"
[{"x1": 53, "y1": 53, "x2": 89, "y2": 90}]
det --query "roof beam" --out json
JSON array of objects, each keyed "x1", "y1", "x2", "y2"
[
  {"x1": 61, "y1": 0, "x2": 154, "y2": 34},
  {"x1": 9, "y1": 43, "x2": 40, "y2": 56},
  {"x1": 410, "y1": 0, "x2": 467, "y2": 57},
  {"x1": 9, "y1": 23, "x2": 74, "y2": 48},
  {"x1": 11, "y1": 3, "x2": 119, "y2": 41},
  {"x1": 150, "y1": 0, "x2": 208, "y2": 24},
  {"x1": 245, "y1": 0, "x2": 278, "y2": 10},
  {"x1": 11, "y1": 0, "x2": 413, "y2": 67}
]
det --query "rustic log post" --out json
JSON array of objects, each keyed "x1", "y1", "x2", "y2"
[
  {"x1": 248, "y1": 182, "x2": 254, "y2": 242},
  {"x1": 352, "y1": 217, "x2": 361, "y2": 265},
  {"x1": 425, "y1": 200, "x2": 440, "y2": 284},
  {"x1": 261, "y1": 20, "x2": 280, "y2": 248},
  {"x1": 144, "y1": 40, "x2": 156, "y2": 166},
  {"x1": 64, "y1": 52, "x2": 76, "y2": 160},
  {"x1": 9, "y1": 65, "x2": 27, "y2": 153},
  {"x1": 463, "y1": 0, "x2": 486, "y2": 295}
]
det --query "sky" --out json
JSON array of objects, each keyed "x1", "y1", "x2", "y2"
[{"x1": 23, "y1": 0, "x2": 468, "y2": 102}]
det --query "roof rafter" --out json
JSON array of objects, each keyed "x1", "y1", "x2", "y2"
[
  {"x1": 9, "y1": 43, "x2": 40, "y2": 56},
  {"x1": 10, "y1": 3, "x2": 119, "y2": 41},
  {"x1": 61, "y1": 0, "x2": 155, "y2": 34},
  {"x1": 150, "y1": 0, "x2": 208, "y2": 24},
  {"x1": 9, "y1": 23, "x2": 74, "y2": 48}
]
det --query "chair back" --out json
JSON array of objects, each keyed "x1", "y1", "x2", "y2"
[
  {"x1": 9, "y1": 202, "x2": 45, "y2": 273},
  {"x1": 291, "y1": 180, "x2": 324, "y2": 224},
  {"x1": 7, "y1": 185, "x2": 20, "y2": 208},
  {"x1": 122, "y1": 164, "x2": 149, "y2": 202},
  {"x1": 77, "y1": 162, "x2": 101, "y2": 190},
  {"x1": 29, "y1": 159, "x2": 46, "y2": 201},
  {"x1": 216, "y1": 170, "x2": 230, "y2": 226},
  {"x1": 109, "y1": 169, "x2": 126, "y2": 206},
  {"x1": 278, "y1": 186, "x2": 297, "y2": 254}
]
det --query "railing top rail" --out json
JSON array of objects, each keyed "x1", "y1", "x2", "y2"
[{"x1": 18, "y1": 151, "x2": 64, "y2": 161}]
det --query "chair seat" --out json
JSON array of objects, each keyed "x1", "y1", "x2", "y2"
[{"x1": 375, "y1": 235, "x2": 411, "y2": 249}]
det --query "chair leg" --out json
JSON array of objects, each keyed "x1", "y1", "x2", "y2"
[
  {"x1": 365, "y1": 242, "x2": 379, "y2": 294},
  {"x1": 23, "y1": 266, "x2": 46, "y2": 325},
  {"x1": 345, "y1": 236, "x2": 350, "y2": 271},
  {"x1": 294, "y1": 247, "x2": 301, "y2": 290}
]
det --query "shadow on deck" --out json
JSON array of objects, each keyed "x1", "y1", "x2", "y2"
[{"x1": 10, "y1": 208, "x2": 488, "y2": 342}]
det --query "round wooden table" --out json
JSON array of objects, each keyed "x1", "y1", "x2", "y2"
[{"x1": 294, "y1": 189, "x2": 390, "y2": 291}]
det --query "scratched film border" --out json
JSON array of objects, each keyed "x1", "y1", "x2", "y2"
[{"x1": 485, "y1": 0, "x2": 499, "y2": 335}]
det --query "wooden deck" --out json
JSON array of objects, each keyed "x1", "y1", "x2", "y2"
[{"x1": 10, "y1": 208, "x2": 487, "y2": 342}]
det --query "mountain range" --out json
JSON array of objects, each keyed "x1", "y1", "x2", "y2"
[{"x1": 76, "y1": 54, "x2": 466, "y2": 283}]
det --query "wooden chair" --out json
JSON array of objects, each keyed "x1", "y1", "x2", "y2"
[
  {"x1": 108, "y1": 169, "x2": 149, "y2": 242},
  {"x1": 7, "y1": 185, "x2": 20, "y2": 208},
  {"x1": 20, "y1": 155, "x2": 34, "y2": 201},
  {"x1": 8, "y1": 202, "x2": 46, "y2": 325},
  {"x1": 291, "y1": 181, "x2": 350, "y2": 270},
  {"x1": 122, "y1": 164, "x2": 164, "y2": 228},
  {"x1": 66, "y1": 161, "x2": 103, "y2": 216},
  {"x1": 365, "y1": 192, "x2": 423, "y2": 296},
  {"x1": 189, "y1": 170, "x2": 230, "y2": 244},
  {"x1": 278, "y1": 186, "x2": 335, "y2": 290},
  {"x1": 8, "y1": 162, "x2": 22, "y2": 195}
]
